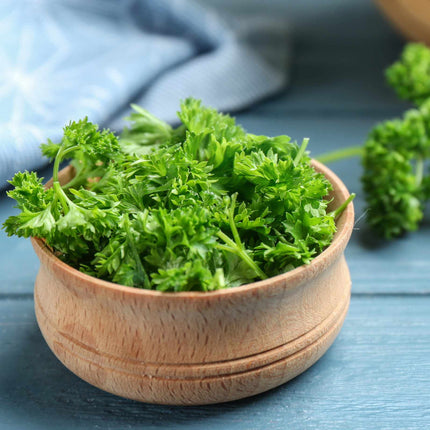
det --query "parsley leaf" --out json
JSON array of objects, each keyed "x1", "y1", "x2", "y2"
[{"x1": 3, "y1": 99, "x2": 352, "y2": 291}]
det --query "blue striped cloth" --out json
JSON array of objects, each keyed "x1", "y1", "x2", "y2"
[{"x1": 0, "y1": 0, "x2": 288, "y2": 187}]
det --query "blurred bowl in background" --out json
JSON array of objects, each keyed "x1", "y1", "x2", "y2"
[{"x1": 376, "y1": 0, "x2": 430, "y2": 44}]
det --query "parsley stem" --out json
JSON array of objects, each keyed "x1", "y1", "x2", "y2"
[
  {"x1": 415, "y1": 157, "x2": 424, "y2": 186},
  {"x1": 273, "y1": 228, "x2": 288, "y2": 244},
  {"x1": 228, "y1": 194, "x2": 242, "y2": 248},
  {"x1": 223, "y1": 195, "x2": 268, "y2": 279},
  {"x1": 53, "y1": 145, "x2": 79, "y2": 184},
  {"x1": 217, "y1": 231, "x2": 268, "y2": 280},
  {"x1": 53, "y1": 182, "x2": 70, "y2": 214},
  {"x1": 294, "y1": 138, "x2": 309, "y2": 165},
  {"x1": 316, "y1": 145, "x2": 363, "y2": 164},
  {"x1": 52, "y1": 144, "x2": 81, "y2": 214},
  {"x1": 330, "y1": 193, "x2": 356, "y2": 219},
  {"x1": 123, "y1": 216, "x2": 150, "y2": 289}
]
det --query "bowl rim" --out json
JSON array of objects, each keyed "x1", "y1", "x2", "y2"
[{"x1": 32, "y1": 159, "x2": 354, "y2": 300}]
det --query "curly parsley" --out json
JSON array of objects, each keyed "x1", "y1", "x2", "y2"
[
  {"x1": 317, "y1": 43, "x2": 430, "y2": 239},
  {"x1": 3, "y1": 99, "x2": 352, "y2": 291}
]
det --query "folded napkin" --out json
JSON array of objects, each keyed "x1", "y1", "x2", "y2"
[{"x1": 0, "y1": 0, "x2": 289, "y2": 187}]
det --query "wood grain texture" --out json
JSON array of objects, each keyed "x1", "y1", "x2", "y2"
[{"x1": 1, "y1": 296, "x2": 429, "y2": 429}]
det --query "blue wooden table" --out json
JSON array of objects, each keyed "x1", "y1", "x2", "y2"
[{"x1": 1, "y1": 1, "x2": 429, "y2": 429}]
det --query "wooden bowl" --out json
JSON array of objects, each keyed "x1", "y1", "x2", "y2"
[
  {"x1": 32, "y1": 160, "x2": 354, "y2": 405},
  {"x1": 375, "y1": 0, "x2": 430, "y2": 44}
]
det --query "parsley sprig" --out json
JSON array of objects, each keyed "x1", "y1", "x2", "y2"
[
  {"x1": 317, "y1": 43, "x2": 430, "y2": 239},
  {"x1": 3, "y1": 99, "x2": 352, "y2": 291}
]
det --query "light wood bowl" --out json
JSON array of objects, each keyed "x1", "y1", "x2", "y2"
[
  {"x1": 375, "y1": 0, "x2": 430, "y2": 44},
  {"x1": 32, "y1": 160, "x2": 354, "y2": 405}
]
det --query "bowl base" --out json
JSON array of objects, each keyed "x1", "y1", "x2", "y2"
[{"x1": 35, "y1": 281, "x2": 350, "y2": 405}]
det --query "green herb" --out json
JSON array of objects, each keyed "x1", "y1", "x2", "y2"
[
  {"x1": 316, "y1": 43, "x2": 430, "y2": 239},
  {"x1": 3, "y1": 98, "x2": 353, "y2": 291},
  {"x1": 386, "y1": 43, "x2": 430, "y2": 106},
  {"x1": 361, "y1": 103, "x2": 430, "y2": 238}
]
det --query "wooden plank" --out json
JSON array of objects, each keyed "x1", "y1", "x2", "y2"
[{"x1": 0, "y1": 296, "x2": 429, "y2": 429}]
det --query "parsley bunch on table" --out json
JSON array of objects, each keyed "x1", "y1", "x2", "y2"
[
  {"x1": 386, "y1": 43, "x2": 430, "y2": 106},
  {"x1": 318, "y1": 43, "x2": 430, "y2": 239},
  {"x1": 3, "y1": 99, "x2": 352, "y2": 291}
]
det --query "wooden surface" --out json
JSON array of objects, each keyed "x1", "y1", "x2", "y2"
[{"x1": 1, "y1": 0, "x2": 429, "y2": 427}]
